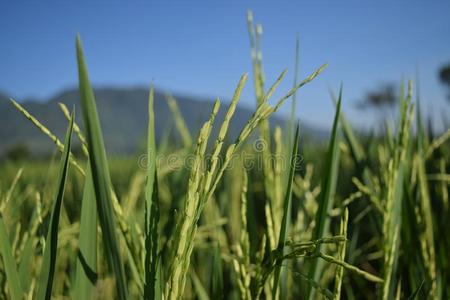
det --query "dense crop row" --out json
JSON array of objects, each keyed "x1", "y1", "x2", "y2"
[{"x1": 0, "y1": 12, "x2": 449, "y2": 299}]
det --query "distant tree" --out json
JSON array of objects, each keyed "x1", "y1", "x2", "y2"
[
  {"x1": 357, "y1": 84, "x2": 398, "y2": 111},
  {"x1": 5, "y1": 144, "x2": 31, "y2": 161},
  {"x1": 439, "y1": 64, "x2": 450, "y2": 101},
  {"x1": 356, "y1": 83, "x2": 399, "y2": 132}
]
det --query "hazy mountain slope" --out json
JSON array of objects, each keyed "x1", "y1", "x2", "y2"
[{"x1": 0, "y1": 87, "x2": 327, "y2": 156}]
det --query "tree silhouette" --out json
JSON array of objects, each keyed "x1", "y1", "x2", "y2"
[
  {"x1": 4, "y1": 143, "x2": 31, "y2": 161},
  {"x1": 357, "y1": 84, "x2": 397, "y2": 110},
  {"x1": 356, "y1": 83, "x2": 399, "y2": 132},
  {"x1": 439, "y1": 64, "x2": 450, "y2": 101}
]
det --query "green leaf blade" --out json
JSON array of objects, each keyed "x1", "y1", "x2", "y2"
[
  {"x1": 211, "y1": 243, "x2": 224, "y2": 299},
  {"x1": 0, "y1": 215, "x2": 24, "y2": 300},
  {"x1": 76, "y1": 35, "x2": 128, "y2": 300},
  {"x1": 308, "y1": 88, "x2": 342, "y2": 300},
  {"x1": 36, "y1": 110, "x2": 74, "y2": 300},
  {"x1": 74, "y1": 164, "x2": 98, "y2": 300}
]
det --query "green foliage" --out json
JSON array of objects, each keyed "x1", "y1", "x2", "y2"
[
  {"x1": 76, "y1": 36, "x2": 128, "y2": 299},
  {"x1": 36, "y1": 110, "x2": 74, "y2": 300},
  {"x1": 73, "y1": 164, "x2": 97, "y2": 300},
  {"x1": 307, "y1": 87, "x2": 342, "y2": 300},
  {"x1": 272, "y1": 123, "x2": 300, "y2": 298},
  {"x1": 144, "y1": 86, "x2": 161, "y2": 300},
  {"x1": 0, "y1": 11, "x2": 449, "y2": 300},
  {"x1": 0, "y1": 214, "x2": 23, "y2": 300}
]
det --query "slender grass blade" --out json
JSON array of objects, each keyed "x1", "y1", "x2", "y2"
[
  {"x1": 0, "y1": 215, "x2": 24, "y2": 300},
  {"x1": 36, "y1": 111, "x2": 74, "y2": 300},
  {"x1": 211, "y1": 243, "x2": 224, "y2": 299},
  {"x1": 308, "y1": 88, "x2": 342, "y2": 300},
  {"x1": 74, "y1": 164, "x2": 98, "y2": 299},
  {"x1": 76, "y1": 35, "x2": 128, "y2": 299}
]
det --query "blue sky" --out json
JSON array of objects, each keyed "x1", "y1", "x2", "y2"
[{"x1": 1, "y1": 1, "x2": 450, "y2": 130}]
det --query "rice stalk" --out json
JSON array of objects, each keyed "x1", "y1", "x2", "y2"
[
  {"x1": 381, "y1": 81, "x2": 414, "y2": 300},
  {"x1": 272, "y1": 123, "x2": 300, "y2": 298},
  {"x1": 9, "y1": 99, "x2": 85, "y2": 175},
  {"x1": 36, "y1": 110, "x2": 74, "y2": 300},
  {"x1": 333, "y1": 208, "x2": 348, "y2": 300},
  {"x1": 307, "y1": 87, "x2": 342, "y2": 300},
  {"x1": 76, "y1": 35, "x2": 128, "y2": 299},
  {"x1": 165, "y1": 94, "x2": 193, "y2": 148},
  {"x1": 73, "y1": 164, "x2": 97, "y2": 300},
  {"x1": 144, "y1": 86, "x2": 161, "y2": 300},
  {"x1": 0, "y1": 212, "x2": 24, "y2": 300},
  {"x1": 58, "y1": 102, "x2": 89, "y2": 156}
]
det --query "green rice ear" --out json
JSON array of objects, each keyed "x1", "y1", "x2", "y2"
[
  {"x1": 272, "y1": 122, "x2": 300, "y2": 298},
  {"x1": 144, "y1": 86, "x2": 161, "y2": 300}
]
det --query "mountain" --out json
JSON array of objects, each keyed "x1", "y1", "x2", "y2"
[{"x1": 0, "y1": 87, "x2": 327, "y2": 156}]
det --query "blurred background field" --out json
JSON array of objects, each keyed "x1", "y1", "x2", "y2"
[{"x1": 0, "y1": 1, "x2": 450, "y2": 299}]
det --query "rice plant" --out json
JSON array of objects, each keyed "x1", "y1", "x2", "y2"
[{"x1": 0, "y1": 11, "x2": 449, "y2": 300}]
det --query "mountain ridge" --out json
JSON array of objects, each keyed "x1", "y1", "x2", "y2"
[{"x1": 0, "y1": 87, "x2": 328, "y2": 156}]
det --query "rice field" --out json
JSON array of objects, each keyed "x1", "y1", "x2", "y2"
[{"x1": 0, "y1": 11, "x2": 449, "y2": 300}]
